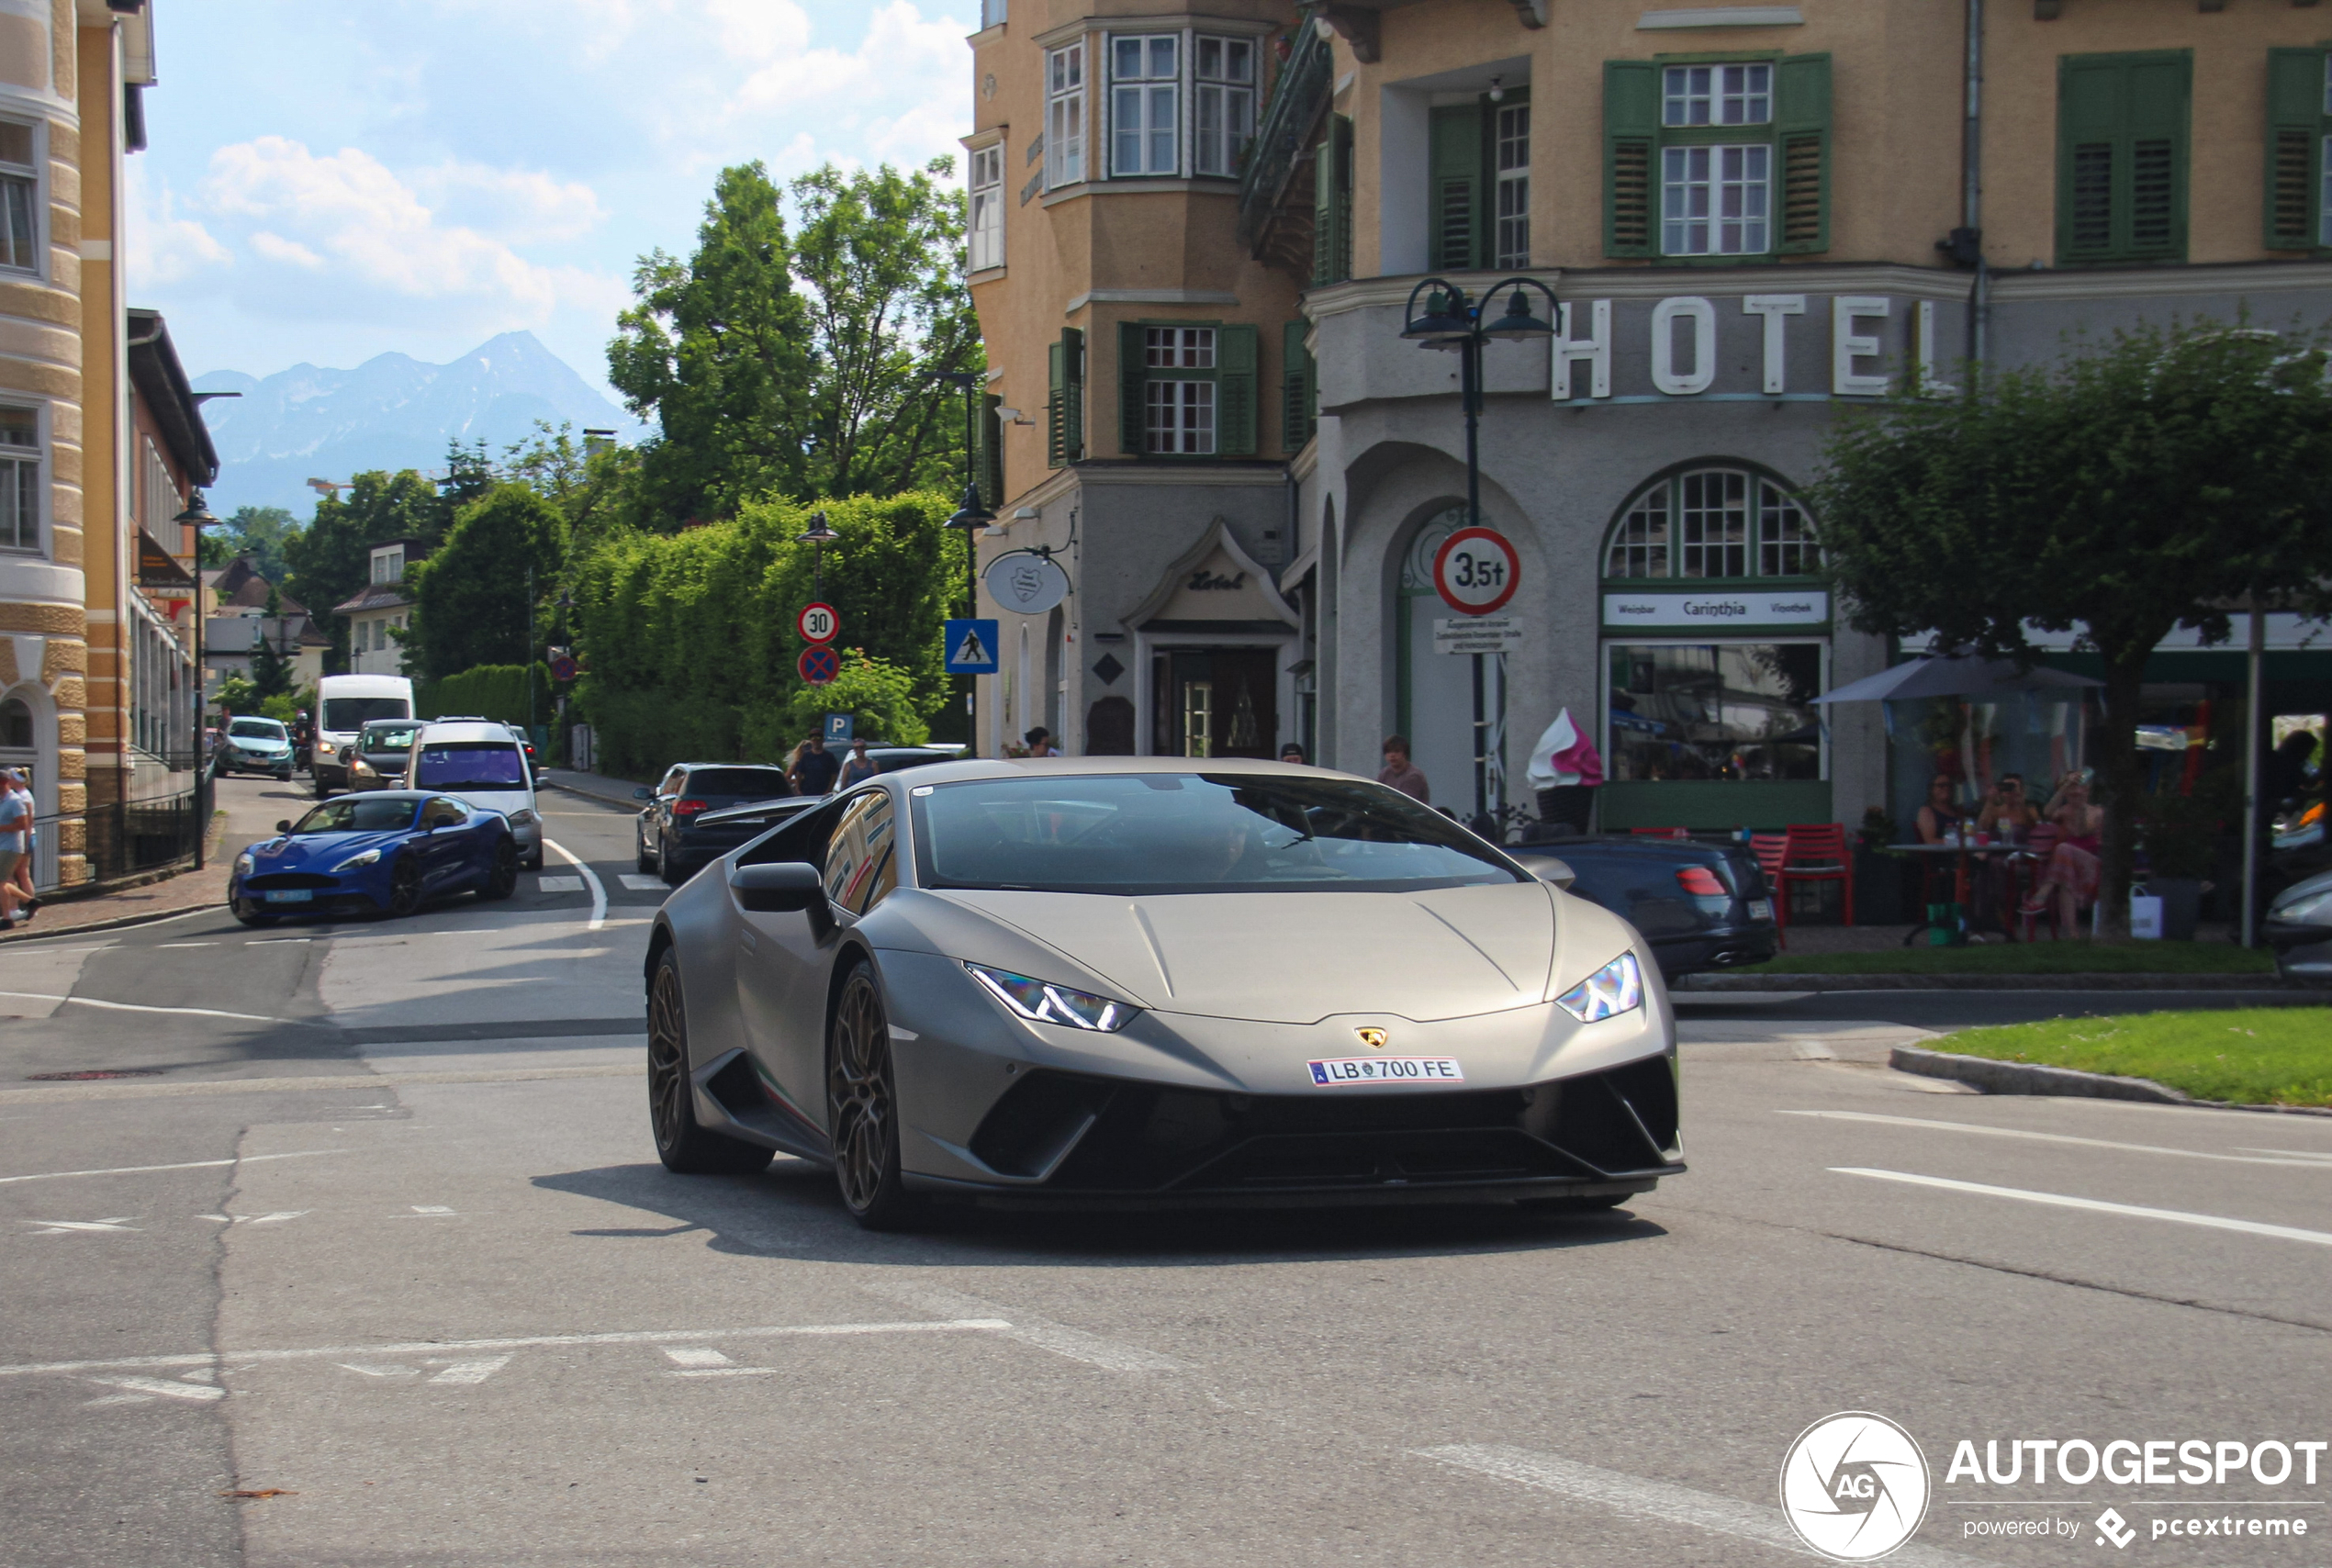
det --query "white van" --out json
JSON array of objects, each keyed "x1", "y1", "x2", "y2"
[
  {"x1": 314, "y1": 674, "x2": 415, "y2": 798},
  {"x1": 405, "y1": 718, "x2": 544, "y2": 868}
]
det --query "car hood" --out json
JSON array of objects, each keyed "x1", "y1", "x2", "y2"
[
  {"x1": 925, "y1": 882, "x2": 1560, "y2": 1025},
  {"x1": 228, "y1": 736, "x2": 290, "y2": 750},
  {"x1": 242, "y1": 830, "x2": 406, "y2": 873}
]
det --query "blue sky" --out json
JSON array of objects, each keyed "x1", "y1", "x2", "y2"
[{"x1": 132, "y1": 0, "x2": 978, "y2": 397}]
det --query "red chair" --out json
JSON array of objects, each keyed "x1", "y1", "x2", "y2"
[
  {"x1": 1631, "y1": 827, "x2": 1690, "y2": 840},
  {"x1": 1750, "y1": 832, "x2": 1791, "y2": 948},
  {"x1": 1777, "y1": 823, "x2": 1856, "y2": 928}
]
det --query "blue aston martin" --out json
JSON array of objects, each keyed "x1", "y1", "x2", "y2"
[{"x1": 230, "y1": 790, "x2": 520, "y2": 924}]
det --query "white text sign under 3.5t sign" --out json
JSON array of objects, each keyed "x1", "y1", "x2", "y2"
[
  {"x1": 1435, "y1": 617, "x2": 1523, "y2": 655},
  {"x1": 1432, "y1": 527, "x2": 1520, "y2": 617}
]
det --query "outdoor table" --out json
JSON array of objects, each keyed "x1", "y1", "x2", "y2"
[{"x1": 1892, "y1": 839, "x2": 2039, "y2": 946}]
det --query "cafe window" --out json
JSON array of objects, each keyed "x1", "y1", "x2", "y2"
[
  {"x1": 1606, "y1": 642, "x2": 1825, "y2": 783},
  {"x1": 1603, "y1": 467, "x2": 1817, "y2": 581}
]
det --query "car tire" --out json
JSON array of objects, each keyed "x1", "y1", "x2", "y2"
[
  {"x1": 827, "y1": 960, "x2": 924, "y2": 1230},
  {"x1": 386, "y1": 854, "x2": 423, "y2": 919},
  {"x1": 480, "y1": 837, "x2": 519, "y2": 900},
  {"x1": 231, "y1": 900, "x2": 270, "y2": 926},
  {"x1": 658, "y1": 839, "x2": 685, "y2": 886},
  {"x1": 646, "y1": 950, "x2": 774, "y2": 1176},
  {"x1": 635, "y1": 829, "x2": 654, "y2": 874},
  {"x1": 313, "y1": 776, "x2": 331, "y2": 800},
  {"x1": 522, "y1": 849, "x2": 544, "y2": 871},
  {"x1": 275, "y1": 771, "x2": 293, "y2": 783}
]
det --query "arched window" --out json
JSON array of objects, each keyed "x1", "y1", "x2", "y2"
[
  {"x1": 1604, "y1": 466, "x2": 1816, "y2": 581},
  {"x1": 0, "y1": 698, "x2": 30, "y2": 749}
]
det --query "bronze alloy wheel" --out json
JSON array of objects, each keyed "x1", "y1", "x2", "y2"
[
  {"x1": 646, "y1": 951, "x2": 772, "y2": 1175},
  {"x1": 826, "y1": 963, "x2": 920, "y2": 1227}
]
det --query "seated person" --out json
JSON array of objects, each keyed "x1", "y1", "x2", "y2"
[
  {"x1": 2021, "y1": 772, "x2": 2103, "y2": 929},
  {"x1": 1974, "y1": 773, "x2": 2039, "y2": 839},
  {"x1": 1914, "y1": 774, "x2": 1965, "y2": 844}
]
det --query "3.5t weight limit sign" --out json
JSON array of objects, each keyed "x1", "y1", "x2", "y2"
[
  {"x1": 1433, "y1": 527, "x2": 1519, "y2": 617},
  {"x1": 797, "y1": 602, "x2": 838, "y2": 644}
]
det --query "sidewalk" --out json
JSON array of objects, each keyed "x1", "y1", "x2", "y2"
[
  {"x1": 0, "y1": 812, "x2": 233, "y2": 942},
  {"x1": 540, "y1": 767, "x2": 649, "y2": 811}
]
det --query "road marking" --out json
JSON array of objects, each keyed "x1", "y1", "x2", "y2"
[
  {"x1": 408, "y1": 1205, "x2": 455, "y2": 1215},
  {"x1": 536, "y1": 876, "x2": 584, "y2": 892},
  {"x1": 0, "y1": 1319, "x2": 1015, "y2": 1379},
  {"x1": 1781, "y1": 1110, "x2": 2332, "y2": 1169},
  {"x1": 85, "y1": 1375, "x2": 225, "y2": 1403},
  {"x1": 1415, "y1": 1443, "x2": 1982, "y2": 1566},
  {"x1": 247, "y1": 938, "x2": 311, "y2": 946},
  {"x1": 0, "y1": 1150, "x2": 338, "y2": 1186},
  {"x1": 859, "y1": 1282, "x2": 1189, "y2": 1373},
  {"x1": 337, "y1": 1363, "x2": 420, "y2": 1379},
  {"x1": 24, "y1": 1217, "x2": 139, "y2": 1235},
  {"x1": 155, "y1": 942, "x2": 220, "y2": 949},
  {"x1": 618, "y1": 874, "x2": 666, "y2": 892},
  {"x1": 659, "y1": 1345, "x2": 770, "y2": 1377},
  {"x1": 1832, "y1": 1168, "x2": 2332, "y2": 1247},
  {"x1": 2242, "y1": 1147, "x2": 2332, "y2": 1162},
  {"x1": 426, "y1": 1357, "x2": 510, "y2": 1385},
  {"x1": 543, "y1": 840, "x2": 606, "y2": 931},
  {"x1": 0, "y1": 991, "x2": 287, "y2": 1024}
]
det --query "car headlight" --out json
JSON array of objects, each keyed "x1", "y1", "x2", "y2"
[
  {"x1": 965, "y1": 962, "x2": 1138, "y2": 1032},
  {"x1": 317, "y1": 743, "x2": 336, "y2": 758},
  {"x1": 2275, "y1": 888, "x2": 2332, "y2": 926},
  {"x1": 507, "y1": 809, "x2": 536, "y2": 826},
  {"x1": 1555, "y1": 951, "x2": 1644, "y2": 1024},
  {"x1": 331, "y1": 848, "x2": 382, "y2": 872},
  {"x1": 351, "y1": 757, "x2": 376, "y2": 776},
  {"x1": 234, "y1": 853, "x2": 253, "y2": 875}
]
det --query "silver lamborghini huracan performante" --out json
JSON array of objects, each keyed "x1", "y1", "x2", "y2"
[{"x1": 643, "y1": 758, "x2": 1683, "y2": 1228}]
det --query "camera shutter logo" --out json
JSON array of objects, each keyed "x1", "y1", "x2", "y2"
[{"x1": 1778, "y1": 1412, "x2": 1931, "y2": 1562}]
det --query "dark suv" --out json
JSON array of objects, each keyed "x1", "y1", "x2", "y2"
[
  {"x1": 634, "y1": 763, "x2": 798, "y2": 884},
  {"x1": 345, "y1": 719, "x2": 423, "y2": 791}
]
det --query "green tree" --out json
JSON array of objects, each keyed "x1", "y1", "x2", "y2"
[
  {"x1": 214, "y1": 673, "x2": 257, "y2": 717},
  {"x1": 249, "y1": 583, "x2": 294, "y2": 700},
  {"x1": 499, "y1": 420, "x2": 642, "y2": 548},
  {"x1": 405, "y1": 484, "x2": 566, "y2": 683},
  {"x1": 284, "y1": 470, "x2": 442, "y2": 668},
  {"x1": 1811, "y1": 319, "x2": 2332, "y2": 938},
  {"x1": 783, "y1": 650, "x2": 929, "y2": 747},
  {"x1": 205, "y1": 505, "x2": 300, "y2": 579}
]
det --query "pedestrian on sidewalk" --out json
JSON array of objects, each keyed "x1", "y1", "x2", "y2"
[
  {"x1": 0, "y1": 774, "x2": 29, "y2": 926},
  {"x1": 1378, "y1": 735, "x2": 1429, "y2": 803},
  {"x1": 835, "y1": 738, "x2": 879, "y2": 790},
  {"x1": 6, "y1": 771, "x2": 34, "y2": 912},
  {"x1": 790, "y1": 734, "x2": 841, "y2": 798},
  {"x1": 1023, "y1": 727, "x2": 1056, "y2": 757}
]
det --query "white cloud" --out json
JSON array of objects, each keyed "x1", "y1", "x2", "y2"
[
  {"x1": 248, "y1": 230, "x2": 323, "y2": 269},
  {"x1": 409, "y1": 160, "x2": 607, "y2": 245},
  {"x1": 123, "y1": 163, "x2": 230, "y2": 286}
]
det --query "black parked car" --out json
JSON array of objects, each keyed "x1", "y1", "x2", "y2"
[
  {"x1": 1507, "y1": 832, "x2": 1778, "y2": 980},
  {"x1": 344, "y1": 718, "x2": 423, "y2": 792},
  {"x1": 633, "y1": 764, "x2": 802, "y2": 884}
]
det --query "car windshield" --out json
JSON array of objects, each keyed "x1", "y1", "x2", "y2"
[
  {"x1": 362, "y1": 724, "x2": 420, "y2": 751},
  {"x1": 684, "y1": 768, "x2": 790, "y2": 798},
  {"x1": 322, "y1": 697, "x2": 409, "y2": 732},
  {"x1": 414, "y1": 742, "x2": 527, "y2": 791},
  {"x1": 875, "y1": 751, "x2": 951, "y2": 774},
  {"x1": 228, "y1": 719, "x2": 286, "y2": 740},
  {"x1": 293, "y1": 797, "x2": 419, "y2": 834},
  {"x1": 913, "y1": 774, "x2": 1526, "y2": 895}
]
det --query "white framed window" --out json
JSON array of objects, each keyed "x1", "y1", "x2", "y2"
[
  {"x1": 1194, "y1": 36, "x2": 1255, "y2": 177},
  {"x1": 1047, "y1": 43, "x2": 1085, "y2": 187},
  {"x1": 1494, "y1": 102, "x2": 1530, "y2": 269},
  {"x1": 1111, "y1": 34, "x2": 1180, "y2": 176},
  {"x1": 0, "y1": 407, "x2": 39, "y2": 552},
  {"x1": 1604, "y1": 468, "x2": 1816, "y2": 580},
  {"x1": 141, "y1": 437, "x2": 180, "y2": 543},
  {"x1": 0, "y1": 121, "x2": 37, "y2": 275},
  {"x1": 1144, "y1": 326, "x2": 1216, "y2": 454},
  {"x1": 968, "y1": 144, "x2": 1004, "y2": 271},
  {"x1": 1662, "y1": 143, "x2": 1769, "y2": 256},
  {"x1": 370, "y1": 546, "x2": 404, "y2": 584},
  {"x1": 1663, "y1": 62, "x2": 1771, "y2": 129}
]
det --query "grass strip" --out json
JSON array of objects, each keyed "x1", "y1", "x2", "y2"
[
  {"x1": 1734, "y1": 939, "x2": 2275, "y2": 976},
  {"x1": 1929, "y1": 1008, "x2": 2332, "y2": 1107}
]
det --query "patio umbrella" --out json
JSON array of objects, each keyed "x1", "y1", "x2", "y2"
[{"x1": 1811, "y1": 654, "x2": 2102, "y2": 705}]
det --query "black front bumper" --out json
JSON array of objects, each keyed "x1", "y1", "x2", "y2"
[
  {"x1": 923, "y1": 1053, "x2": 1684, "y2": 1210},
  {"x1": 1647, "y1": 924, "x2": 1778, "y2": 979}
]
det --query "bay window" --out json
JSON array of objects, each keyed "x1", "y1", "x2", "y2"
[
  {"x1": 0, "y1": 407, "x2": 38, "y2": 552},
  {"x1": 1194, "y1": 37, "x2": 1256, "y2": 176},
  {"x1": 1047, "y1": 43, "x2": 1085, "y2": 187},
  {"x1": 968, "y1": 143, "x2": 1003, "y2": 271},
  {"x1": 0, "y1": 121, "x2": 38, "y2": 274},
  {"x1": 1112, "y1": 35, "x2": 1178, "y2": 176}
]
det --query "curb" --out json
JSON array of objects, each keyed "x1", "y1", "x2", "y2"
[
  {"x1": 1889, "y1": 1045, "x2": 2332, "y2": 1116},
  {"x1": 0, "y1": 898, "x2": 222, "y2": 943},
  {"x1": 543, "y1": 774, "x2": 645, "y2": 811},
  {"x1": 1676, "y1": 971, "x2": 2304, "y2": 992}
]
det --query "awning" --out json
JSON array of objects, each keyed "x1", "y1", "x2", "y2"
[{"x1": 1813, "y1": 654, "x2": 2101, "y2": 705}]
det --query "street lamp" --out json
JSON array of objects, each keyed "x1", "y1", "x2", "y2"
[
  {"x1": 173, "y1": 491, "x2": 220, "y2": 870},
  {"x1": 1398, "y1": 275, "x2": 1556, "y2": 831},
  {"x1": 796, "y1": 509, "x2": 838, "y2": 601}
]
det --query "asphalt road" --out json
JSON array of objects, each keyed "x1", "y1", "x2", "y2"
[{"x1": 0, "y1": 774, "x2": 2325, "y2": 1568}]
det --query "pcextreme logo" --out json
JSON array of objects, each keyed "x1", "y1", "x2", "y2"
[{"x1": 1779, "y1": 1412, "x2": 1933, "y2": 1562}]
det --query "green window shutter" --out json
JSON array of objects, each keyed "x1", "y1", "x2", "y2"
[
  {"x1": 1603, "y1": 61, "x2": 1659, "y2": 259},
  {"x1": 1331, "y1": 116, "x2": 1354, "y2": 282},
  {"x1": 1281, "y1": 319, "x2": 1315, "y2": 452},
  {"x1": 2057, "y1": 51, "x2": 2190, "y2": 263},
  {"x1": 977, "y1": 393, "x2": 1005, "y2": 505},
  {"x1": 2265, "y1": 48, "x2": 2323, "y2": 250},
  {"x1": 1047, "y1": 339, "x2": 1067, "y2": 468},
  {"x1": 1060, "y1": 327, "x2": 1083, "y2": 461},
  {"x1": 1119, "y1": 322, "x2": 1149, "y2": 456},
  {"x1": 1775, "y1": 53, "x2": 1832, "y2": 254},
  {"x1": 1313, "y1": 115, "x2": 1354, "y2": 286},
  {"x1": 1429, "y1": 103, "x2": 1485, "y2": 269},
  {"x1": 1216, "y1": 324, "x2": 1258, "y2": 456}
]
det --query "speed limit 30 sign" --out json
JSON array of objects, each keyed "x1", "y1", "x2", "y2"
[
  {"x1": 1433, "y1": 526, "x2": 1519, "y2": 617},
  {"x1": 797, "y1": 602, "x2": 838, "y2": 644}
]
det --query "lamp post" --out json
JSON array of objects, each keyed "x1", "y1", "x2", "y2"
[
  {"x1": 935, "y1": 369, "x2": 993, "y2": 752},
  {"x1": 173, "y1": 491, "x2": 220, "y2": 870},
  {"x1": 796, "y1": 510, "x2": 838, "y2": 602},
  {"x1": 1399, "y1": 275, "x2": 1556, "y2": 832}
]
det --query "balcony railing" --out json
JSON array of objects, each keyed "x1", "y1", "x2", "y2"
[{"x1": 1237, "y1": 21, "x2": 1333, "y2": 256}]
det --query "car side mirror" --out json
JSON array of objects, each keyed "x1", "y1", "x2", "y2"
[
  {"x1": 1532, "y1": 857, "x2": 1577, "y2": 890},
  {"x1": 729, "y1": 861, "x2": 824, "y2": 913},
  {"x1": 633, "y1": 787, "x2": 652, "y2": 801},
  {"x1": 275, "y1": 819, "x2": 291, "y2": 834}
]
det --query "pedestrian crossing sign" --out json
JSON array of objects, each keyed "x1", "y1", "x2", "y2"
[{"x1": 944, "y1": 618, "x2": 1000, "y2": 675}]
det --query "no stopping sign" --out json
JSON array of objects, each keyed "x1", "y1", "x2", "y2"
[{"x1": 1433, "y1": 527, "x2": 1519, "y2": 616}]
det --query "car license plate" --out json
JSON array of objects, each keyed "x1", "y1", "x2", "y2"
[
  {"x1": 1746, "y1": 898, "x2": 1774, "y2": 923},
  {"x1": 1307, "y1": 1057, "x2": 1463, "y2": 1086},
  {"x1": 263, "y1": 889, "x2": 313, "y2": 904}
]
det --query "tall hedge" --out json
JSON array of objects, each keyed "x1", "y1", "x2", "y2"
[
  {"x1": 568, "y1": 491, "x2": 959, "y2": 778},
  {"x1": 420, "y1": 663, "x2": 552, "y2": 728}
]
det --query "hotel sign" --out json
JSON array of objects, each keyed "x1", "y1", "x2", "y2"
[{"x1": 1602, "y1": 591, "x2": 1830, "y2": 629}]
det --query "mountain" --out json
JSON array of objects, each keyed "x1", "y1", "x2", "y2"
[{"x1": 193, "y1": 330, "x2": 649, "y2": 519}]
